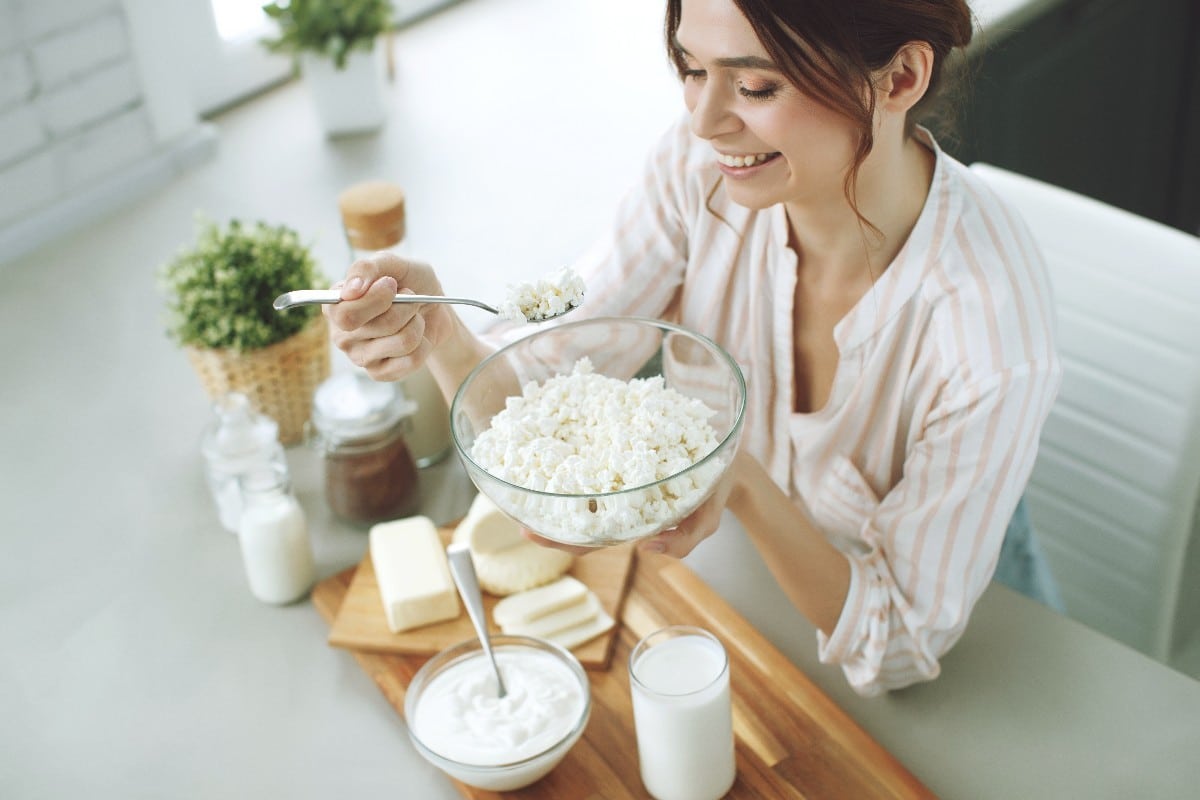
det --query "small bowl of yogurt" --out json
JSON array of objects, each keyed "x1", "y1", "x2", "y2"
[{"x1": 404, "y1": 635, "x2": 591, "y2": 791}]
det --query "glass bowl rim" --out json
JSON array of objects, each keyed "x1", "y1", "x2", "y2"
[
  {"x1": 403, "y1": 634, "x2": 592, "y2": 771},
  {"x1": 450, "y1": 315, "x2": 748, "y2": 501}
]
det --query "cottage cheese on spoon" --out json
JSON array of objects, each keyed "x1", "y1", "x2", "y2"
[{"x1": 497, "y1": 267, "x2": 585, "y2": 323}]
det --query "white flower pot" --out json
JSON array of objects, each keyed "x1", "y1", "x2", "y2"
[{"x1": 300, "y1": 44, "x2": 387, "y2": 137}]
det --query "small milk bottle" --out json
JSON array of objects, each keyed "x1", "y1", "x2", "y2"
[
  {"x1": 201, "y1": 392, "x2": 287, "y2": 533},
  {"x1": 236, "y1": 465, "x2": 316, "y2": 605},
  {"x1": 337, "y1": 179, "x2": 452, "y2": 468}
]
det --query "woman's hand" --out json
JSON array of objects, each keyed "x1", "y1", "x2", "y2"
[
  {"x1": 636, "y1": 449, "x2": 749, "y2": 558},
  {"x1": 324, "y1": 252, "x2": 455, "y2": 381}
]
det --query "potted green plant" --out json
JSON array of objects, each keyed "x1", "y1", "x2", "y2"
[
  {"x1": 160, "y1": 217, "x2": 331, "y2": 444},
  {"x1": 260, "y1": 0, "x2": 393, "y2": 136}
]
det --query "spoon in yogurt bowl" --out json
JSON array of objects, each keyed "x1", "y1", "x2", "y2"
[
  {"x1": 272, "y1": 266, "x2": 585, "y2": 324},
  {"x1": 446, "y1": 542, "x2": 508, "y2": 698}
]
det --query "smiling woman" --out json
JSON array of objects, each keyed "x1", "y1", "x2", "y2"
[{"x1": 322, "y1": 0, "x2": 1062, "y2": 698}]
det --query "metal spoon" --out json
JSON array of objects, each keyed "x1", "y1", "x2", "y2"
[
  {"x1": 271, "y1": 288, "x2": 578, "y2": 323},
  {"x1": 445, "y1": 542, "x2": 507, "y2": 699}
]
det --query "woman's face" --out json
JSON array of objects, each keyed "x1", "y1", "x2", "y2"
[{"x1": 676, "y1": 0, "x2": 860, "y2": 212}]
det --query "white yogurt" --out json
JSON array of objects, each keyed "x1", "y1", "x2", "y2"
[
  {"x1": 630, "y1": 631, "x2": 736, "y2": 800},
  {"x1": 411, "y1": 647, "x2": 586, "y2": 767}
]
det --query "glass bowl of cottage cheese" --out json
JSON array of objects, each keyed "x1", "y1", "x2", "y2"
[{"x1": 451, "y1": 317, "x2": 747, "y2": 547}]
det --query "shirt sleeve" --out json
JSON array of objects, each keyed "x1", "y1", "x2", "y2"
[
  {"x1": 479, "y1": 115, "x2": 697, "y2": 349},
  {"x1": 816, "y1": 357, "x2": 1061, "y2": 696}
]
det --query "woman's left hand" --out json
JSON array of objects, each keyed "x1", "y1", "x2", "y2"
[{"x1": 636, "y1": 452, "x2": 745, "y2": 558}]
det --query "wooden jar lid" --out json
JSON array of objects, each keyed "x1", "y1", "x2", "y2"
[{"x1": 338, "y1": 180, "x2": 406, "y2": 250}]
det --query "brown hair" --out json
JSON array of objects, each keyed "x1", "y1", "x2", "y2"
[{"x1": 665, "y1": 0, "x2": 973, "y2": 222}]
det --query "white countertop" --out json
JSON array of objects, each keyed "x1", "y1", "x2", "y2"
[{"x1": 2, "y1": 0, "x2": 1198, "y2": 797}]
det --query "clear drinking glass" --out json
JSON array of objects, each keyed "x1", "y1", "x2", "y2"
[{"x1": 629, "y1": 625, "x2": 736, "y2": 800}]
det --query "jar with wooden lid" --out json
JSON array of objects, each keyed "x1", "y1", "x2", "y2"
[
  {"x1": 337, "y1": 179, "x2": 452, "y2": 468},
  {"x1": 310, "y1": 371, "x2": 420, "y2": 526}
]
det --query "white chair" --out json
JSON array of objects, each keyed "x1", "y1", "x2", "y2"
[{"x1": 970, "y1": 163, "x2": 1200, "y2": 663}]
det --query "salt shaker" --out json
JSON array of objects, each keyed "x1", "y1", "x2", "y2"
[
  {"x1": 629, "y1": 625, "x2": 737, "y2": 800},
  {"x1": 236, "y1": 464, "x2": 316, "y2": 605},
  {"x1": 337, "y1": 179, "x2": 452, "y2": 467},
  {"x1": 201, "y1": 393, "x2": 288, "y2": 533}
]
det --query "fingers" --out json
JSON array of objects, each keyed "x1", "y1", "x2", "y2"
[
  {"x1": 333, "y1": 300, "x2": 432, "y2": 376},
  {"x1": 326, "y1": 274, "x2": 402, "y2": 332},
  {"x1": 358, "y1": 332, "x2": 436, "y2": 382},
  {"x1": 638, "y1": 527, "x2": 697, "y2": 558}
]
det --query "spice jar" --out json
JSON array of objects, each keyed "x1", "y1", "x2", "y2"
[
  {"x1": 338, "y1": 179, "x2": 452, "y2": 468},
  {"x1": 237, "y1": 464, "x2": 315, "y2": 605},
  {"x1": 201, "y1": 392, "x2": 288, "y2": 534},
  {"x1": 310, "y1": 370, "x2": 420, "y2": 525}
]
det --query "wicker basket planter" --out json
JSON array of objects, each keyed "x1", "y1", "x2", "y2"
[{"x1": 186, "y1": 315, "x2": 331, "y2": 445}]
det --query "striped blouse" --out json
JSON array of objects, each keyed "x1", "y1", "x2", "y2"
[{"x1": 485, "y1": 116, "x2": 1061, "y2": 695}]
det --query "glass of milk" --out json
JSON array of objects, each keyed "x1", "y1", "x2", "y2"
[{"x1": 629, "y1": 625, "x2": 736, "y2": 800}]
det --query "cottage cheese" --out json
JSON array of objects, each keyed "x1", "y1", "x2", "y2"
[
  {"x1": 497, "y1": 267, "x2": 585, "y2": 323},
  {"x1": 470, "y1": 358, "x2": 725, "y2": 544}
]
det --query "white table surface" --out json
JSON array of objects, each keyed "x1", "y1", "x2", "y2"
[{"x1": 3, "y1": 1, "x2": 1198, "y2": 797}]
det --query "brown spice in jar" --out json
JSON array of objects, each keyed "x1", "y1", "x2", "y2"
[{"x1": 324, "y1": 427, "x2": 419, "y2": 525}]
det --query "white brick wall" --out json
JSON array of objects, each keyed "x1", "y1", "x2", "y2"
[
  {"x1": 0, "y1": 105, "x2": 47, "y2": 164},
  {"x1": 30, "y1": 13, "x2": 129, "y2": 88},
  {"x1": 0, "y1": 50, "x2": 34, "y2": 108},
  {"x1": 37, "y1": 60, "x2": 141, "y2": 135},
  {"x1": 0, "y1": 0, "x2": 154, "y2": 228},
  {"x1": 0, "y1": 152, "x2": 59, "y2": 225},
  {"x1": 60, "y1": 107, "x2": 153, "y2": 189},
  {"x1": 0, "y1": 3, "x2": 20, "y2": 52},
  {"x1": 19, "y1": 0, "x2": 120, "y2": 40}
]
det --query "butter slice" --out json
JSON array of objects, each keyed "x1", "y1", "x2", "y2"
[
  {"x1": 501, "y1": 592, "x2": 600, "y2": 638},
  {"x1": 546, "y1": 608, "x2": 615, "y2": 650},
  {"x1": 369, "y1": 516, "x2": 460, "y2": 633},
  {"x1": 493, "y1": 575, "x2": 589, "y2": 628}
]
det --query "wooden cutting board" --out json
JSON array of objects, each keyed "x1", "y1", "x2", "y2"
[
  {"x1": 327, "y1": 527, "x2": 636, "y2": 670},
  {"x1": 313, "y1": 552, "x2": 936, "y2": 799}
]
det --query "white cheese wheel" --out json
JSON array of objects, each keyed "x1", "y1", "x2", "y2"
[
  {"x1": 471, "y1": 543, "x2": 573, "y2": 596},
  {"x1": 455, "y1": 495, "x2": 525, "y2": 555},
  {"x1": 454, "y1": 493, "x2": 573, "y2": 596}
]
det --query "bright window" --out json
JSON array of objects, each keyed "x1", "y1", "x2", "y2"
[{"x1": 210, "y1": 0, "x2": 270, "y2": 41}]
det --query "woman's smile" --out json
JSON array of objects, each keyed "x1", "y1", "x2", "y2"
[{"x1": 714, "y1": 149, "x2": 782, "y2": 177}]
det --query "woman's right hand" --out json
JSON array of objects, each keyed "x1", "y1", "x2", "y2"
[{"x1": 324, "y1": 252, "x2": 455, "y2": 382}]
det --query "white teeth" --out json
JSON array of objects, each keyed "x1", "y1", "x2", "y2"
[{"x1": 717, "y1": 152, "x2": 772, "y2": 168}]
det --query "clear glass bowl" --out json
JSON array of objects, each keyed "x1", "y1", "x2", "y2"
[
  {"x1": 451, "y1": 316, "x2": 746, "y2": 547},
  {"x1": 404, "y1": 635, "x2": 591, "y2": 792}
]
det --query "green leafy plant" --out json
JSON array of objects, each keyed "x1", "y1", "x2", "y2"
[
  {"x1": 260, "y1": 0, "x2": 392, "y2": 69},
  {"x1": 160, "y1": 218, "x2": 324, "y2": 352}
]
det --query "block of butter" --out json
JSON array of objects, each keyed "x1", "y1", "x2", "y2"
[{"x1": 369, "y1": 516, "x2": 460, "y2": 633}]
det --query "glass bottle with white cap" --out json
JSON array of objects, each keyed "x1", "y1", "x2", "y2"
[{"x1": 200, "y1": 392, "x2": 288, "y2": 534}]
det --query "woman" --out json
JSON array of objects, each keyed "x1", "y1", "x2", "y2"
[{"x1": 325, "y1": 0, "x2": 1061, "y2": 696}]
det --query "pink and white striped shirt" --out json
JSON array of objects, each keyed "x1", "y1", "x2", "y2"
[{"x1": 486, "y1": 117, "x2": 1061, "y2": 695}]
